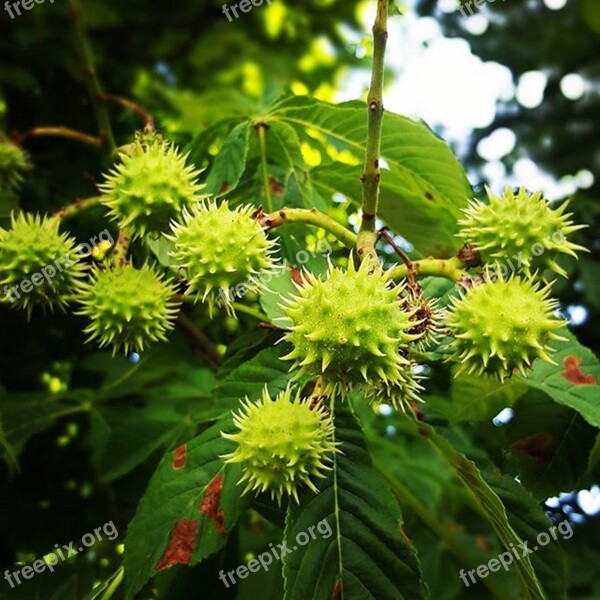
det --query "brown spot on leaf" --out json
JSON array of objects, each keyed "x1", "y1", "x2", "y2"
[
  {"x1": 268, "y1": 175, "x2": 284, "y2": 197},
  {"x1": 562, "y1": 355, "x2": 597, "y2": 385},
  {"x1": 332, "y1": 579, "x2": 343, "y2": 600},
  {"x1": 475, "y1": 535, "x2": 492, "y2": 552},
  {"x1": 155, "y1": 519, "x2": 198, "y2": 571},
  {"x1": 219, "y1": 182, "x2": 229, "y2": 194},
  {"x1": 424, "y1": 191, "x2": 434, "y2": 201},
  {"x1": 510, "y1": 432, "x2": 554, "y2": 467},
  {"x1": 200, "y1": 474, "x2": 226, "y2": 535},
  {"x1": 173, "y1": 444, "x2": 187, "y2": 470}
]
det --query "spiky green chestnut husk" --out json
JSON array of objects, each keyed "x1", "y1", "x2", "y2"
[
  {"x1": 0, "y1": 140, "x2": 30, "y2": 192},
  {"x1": 0, "y1": 213, "x2": 85, "y2": 316},
  {"x1": 167, "y1": 200, "x2": 277, "y2": 315},
  {"x1": 364, "y1": 361, "x2": 424, "y2": 413},
  {"x1": 446, "y1": 274, "x2": 567, "y2": 381},
  {"x1": 221, "y1": 387, "x2": 336, "y2": 505},
  {"x1": 76, "y1": 263, "x2": 180, "y2": 354},
  {"x1": 280, "y1": 259, "x2": 422, "y2": 396},
  {"x1": 458, "y1": 186, "x2": 587, "y2": 277},
  {"x1": 99, "y1": 134, "x2": 204, "y2": 238}
]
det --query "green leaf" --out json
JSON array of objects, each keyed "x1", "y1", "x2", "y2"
[
  {"x1": 86, "y1": 338, "x2": 215, "y2": 403},
  {"x1": 448, "y1": 373, "x2": 529, "y2": 422},
  {"x1": 265, "y1": 120, "x2": 315, "y2": 209},
  {"x1": 363, "y1": 426, "x2": 516, "y2": 600},
  {"x1": 505, "y1": 391, "x2": 598, "y2": 498},
  {"x1": 520, "y1": 329, "x2": 600, "y2": 428},
  {"x1": 581, "y1": 0, "x2": 600, "y2": 34},
  {"x1": 212, "y1": 344, "x2": 294, "y2": 411},
  {"x1": 484, "y1": 469, "x2": 568, "y2": 600},
  {"x1": 0, "y1": 392, "x2": 90, "y2": 455},
  {"x1": 588, "y1": 432, "x2": 600, "y2": 473},
  {"x1": 259, "y1": 263, "x2": 297, "y2": 322},
  {"x1": 186, "y1": 118, "x2": 246, "y2": 166},
  {"x1": 282, "y1": 406, "x2": 427, "y2": 600},
  {"x1": 123, "y1": 414, "x2": 246, "y2": 599},
  {"x1": 206, "y1": 121, "x2": 251, "y2": 196},
  {"x1": 415, "y1": 420, "x2": 548, "y2": 600},
  {"x1": 259, "y1": 252, "x2": 329, "y2": 322},
  {"x1": 577, "y1": 257, "x2": 600, "y2": 310},
  {"x1": 267, "y1": 95, "x2": 471, "y2": 255},
  {"x1": 82, "y1": 568, "x2": 124, "y2": 599},
  {"x1": 89, "y1": 399, "x2": 196, "y2": 482},
  {"x1": 144, "y1": 234, "x2": 178, "y2": 270},
  {"x1": 0, "y1": 64, "x2": 38, "y2": 91},
  {"x1": 0, "y1": 407, "x2": 18, "y2": 471},
  {"x1": 49, "y1": 575, "x2": 79, "y2": 600},
  {"x1": 162, "y1": 88, "x2": 257, "y2": 134}
]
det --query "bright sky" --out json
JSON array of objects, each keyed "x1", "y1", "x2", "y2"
[{"x1": 336, "y1": 0, "x2": 594, "y2": 201}]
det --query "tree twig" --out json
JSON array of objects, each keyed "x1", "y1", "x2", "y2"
[
  {"x1": 231, "y1": 302, "x2": 270, "y2": 322},
  {"x1": 255, "y1": 123, "x2": 273, "y2": 213},
  {"x1": 389, "y1": 255, "x2": 467, "y2": 283},
  {"x1": 379, "y1": 228, "x2": 416, "y2": 288},
  {"x1": 254, "y1": 206, "x2": 356, "y2": 249},
  {"x1": 15, "y1": 126, "x2": 103, "y2": 149},
  {"x1": 110, "y1": 228, "x2": 132, "y2": 267},
  {"x1": 177, "y1": 313, "x2": 222, "y2": 370},
  {"x1": 356, "y1": 0, "x2": 389, "y2": 263},
  {"x1": 99, "y1": 94, "x2": 156, "y2": 130},
  {"x1": 68, "y1": 0, "x2": 117, "y2": 157},
  {"x1": 51, "y1": 196, "x2": 101, "y2": 220}
]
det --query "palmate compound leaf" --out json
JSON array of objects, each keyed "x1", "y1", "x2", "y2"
[
  {"x1": 282, "y1": 405, "x2": 427, "y2": 600},
  {"x1": 183, "y1": 94, "x2": 470, "y2": 240},
  {"x1": 123, "y1": 414, "x2": 246, "y2": 599}
]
